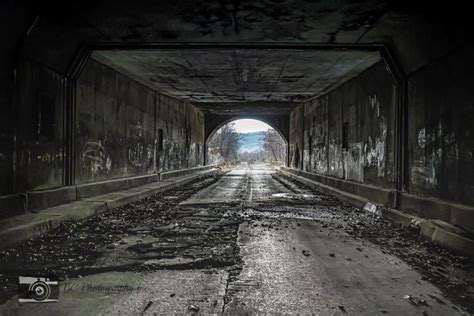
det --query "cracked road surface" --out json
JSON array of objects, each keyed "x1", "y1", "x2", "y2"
[{"x1": 0, "y1": 163, "x2": 473, "y2": 315}]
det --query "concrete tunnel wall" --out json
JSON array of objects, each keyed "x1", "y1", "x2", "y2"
[
  {"x1": 0, "y1": 57, "x2": 207, "y2": 218},
  {"x1": 287, "y1": 49, "x2": 474, "y2": 230},
  {"x1": 75, "y1": 59, "x2": 205, "y2": 185},
  {"x1": 15, "y1": 59, "x2": 66, "y2": 192},
  {"x1": 289, "y1": 61, "x2": 397, "y2": 189}
]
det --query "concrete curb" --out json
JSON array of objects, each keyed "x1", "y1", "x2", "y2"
[
  {"x1": 0, "y1": 169, "x2": 218, "y2": 249},
  {"x1": 278, "y1": 169, "x2": 474, "y2": 258}
]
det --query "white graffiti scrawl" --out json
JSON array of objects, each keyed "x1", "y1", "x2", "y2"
[
  {"x1": 364, "y1": 95, "x2": 387, "y2": 177},
  {"x1": 82, "y1": 140, "x2": 112, "y2": 177},
  {"x1": 128, "y1": 122, "x2": 154, "y2": 169}
]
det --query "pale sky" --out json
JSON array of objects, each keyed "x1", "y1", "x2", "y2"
[{"x1": 233, "y1": 119, "x2": 271, "y2": 133}]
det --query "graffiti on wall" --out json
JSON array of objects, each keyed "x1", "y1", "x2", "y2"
[
  {"x1": 328, "y1": 138, "x2": 343, "y2": 177},
  {"x1": 127, "y1": 122, "x2": 154, "y2": 169},
  {"x1": 344, "y1": 142, "x2": 364, "y2": 182},
  {"x1": 157, "y1": 139, "x2": 188, "y2": 172},
  {"x1": 304, "y1": 94, "x2": 390, "y2": 183},
  {"x1": 82, "y1": 140, "x2": 112, "y2": 176},
  {"x1": 363, "y1": 94, "x2": 387, "y2": 178},
  {"x1": 411, "y1": 122, "x2": 444, "y2": 189},
  {"x1": 314, "y1": 143, "x2": 327, "y2": 174}
]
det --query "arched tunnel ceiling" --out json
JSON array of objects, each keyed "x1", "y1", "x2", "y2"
[{"x1": 92, "y1": 49, "x2": 381, "y2": 115}]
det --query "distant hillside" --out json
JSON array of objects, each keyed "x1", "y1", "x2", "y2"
[{"x1": 239, "y1": 131, "x2": 265, "y2": 152}]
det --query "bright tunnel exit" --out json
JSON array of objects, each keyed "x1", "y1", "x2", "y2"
[{"x1": 207, "y1": 119, "x2": 287, "y2": 165}]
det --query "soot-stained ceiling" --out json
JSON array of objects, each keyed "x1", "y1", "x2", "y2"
[{"x1": 92, "y1": 49, "x2": 381, "y2": 114}]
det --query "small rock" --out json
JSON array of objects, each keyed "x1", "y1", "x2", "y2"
[
  {"x1": 188, "y1": 305, "x2": 199, "y2": 312},
  {"x1": 329, "y1": 253, "x2": 335, "y2": 257},
  {"x1": 170, "y1": 293, "x2": 175, "y2": 297},
  {"x1": 302, "y1": 250, "x2": 311, "y2": 257},
  {"x1": 404, "y1": 295, "x2": 418, "y2": 306}
]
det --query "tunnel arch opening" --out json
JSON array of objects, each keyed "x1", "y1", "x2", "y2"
[
  {"x1": 205, "y1": 117, "x2": 289, "y2": 145},
  {"x1": 206, "y1": 118, "x2": 288, "y2": 165}
]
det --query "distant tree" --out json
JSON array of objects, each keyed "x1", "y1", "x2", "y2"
[
  {"x1": 262, "y1": 129, "x2": 286, "y2": 162},
  {"x1": 239, "y1": 149, "x2": 266, "y2": 162},
  {"x1": 208, "y1": 123, "x2": 242, "y2": 162}
]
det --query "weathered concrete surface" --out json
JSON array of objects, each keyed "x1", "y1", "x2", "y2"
[
  {"x1": 280, "y1": 165, "x2": 474, "y2": 257},
  {"x1": 76, "y1": 59, "x2": 205, "y2": 185},
  {"x1": 226, "y1": 219, "x2": 457, "y2": 315},
  {"x1": 15, "y1": 1, "x2": 471, "y2": 76},
  {"x1": 0, "y1": 168, "x2": 218, "y2": 249},
  {"x1": 93, "y1": 49, "x2": 381, "y2": 106},
  {"x1": 290, "y1": 61, "x2": 396, "y2": 188},
  {"x1": 16, "y1": 59, "x2": 65, "y2": 192},
  {"x1": 407, "y1": 45, "x2": 474, "y2": 207},
  {"x1": 180, "y1": 163, "x2": 250, "y2": 205},
  {"x1": 185, "y1": 163, "x2": 474, "y2": 314},
  {"x1": 0, "y1": 163, "x2": 473, "y2": 314}
]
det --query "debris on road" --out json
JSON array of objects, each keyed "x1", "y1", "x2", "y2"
[
  {"x1": 0, "y1": 167, "x2": 472, "y2": 314},
  {"x1": 404, "y1": 294, "x2": 419, "y2": 305},
  {"x1": 143, "y1": 301, "x2": 153, "y2": 312},
  {"x1": 188, "y1": 305, "x2": 200, "y2": 312}
]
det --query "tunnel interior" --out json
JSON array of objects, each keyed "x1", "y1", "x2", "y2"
[
  {"x1": 69, "y1": 47, "x2": 386, "y2": 187},
  {"x1": 1, "y1": 2, "x2": 474, "y2": 313}
]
